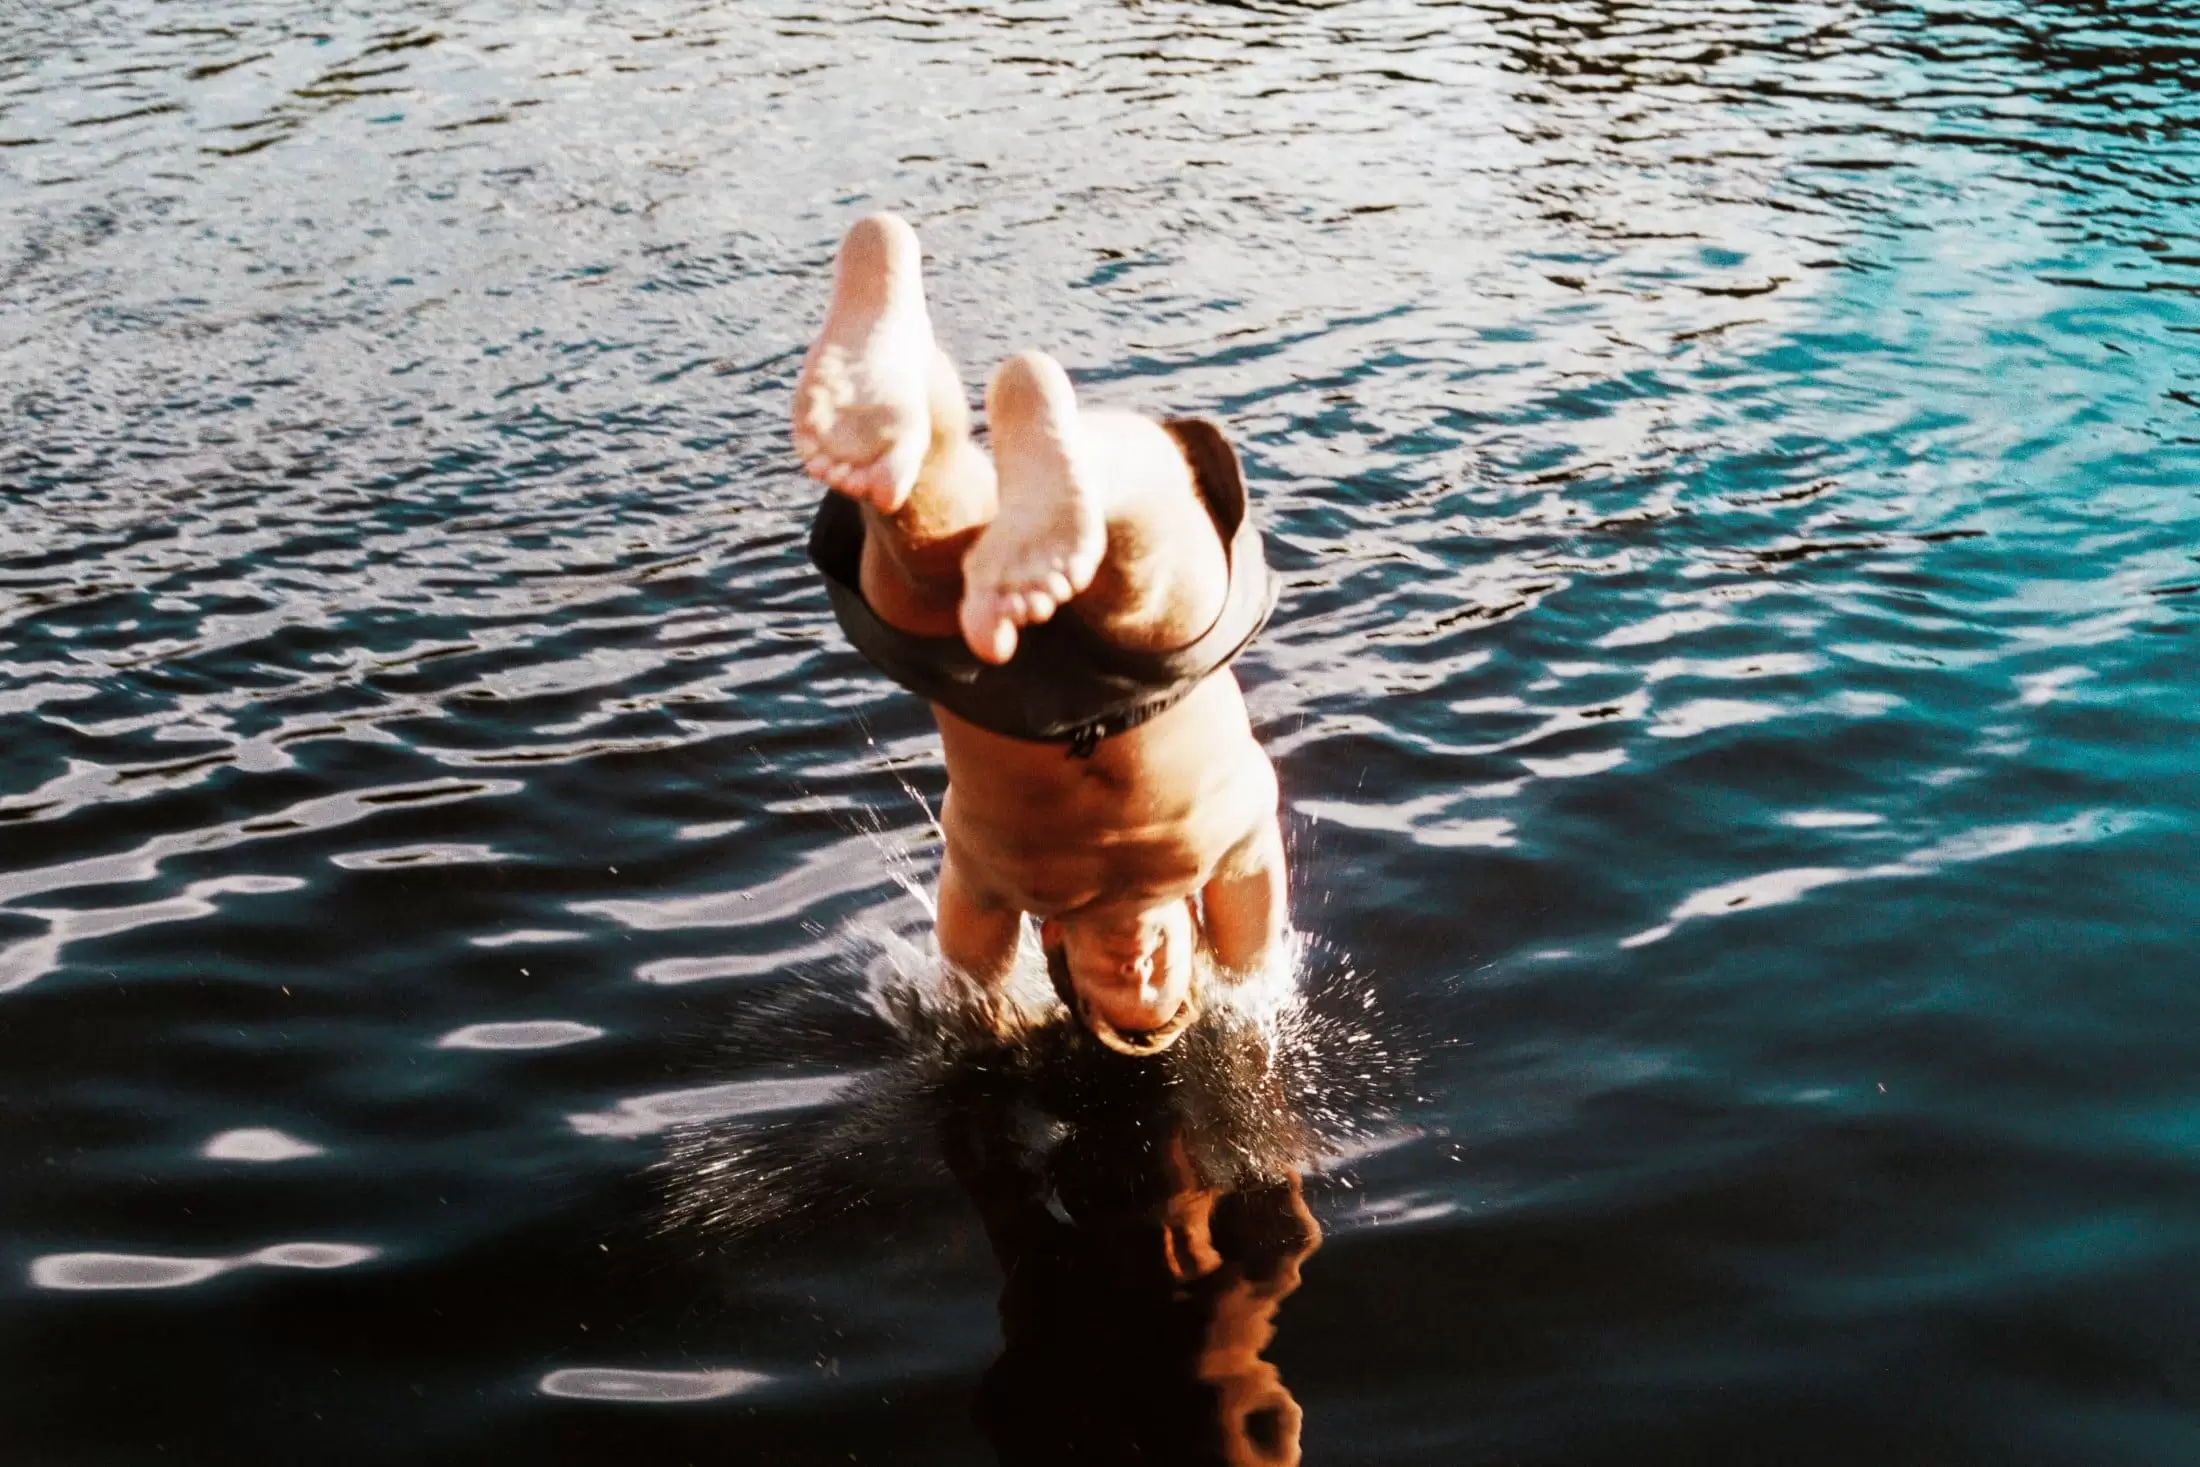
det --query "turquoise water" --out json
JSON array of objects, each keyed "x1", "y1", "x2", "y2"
[{"x1": 3, "y1": 2, "x2": 2197, "y2": 1462}]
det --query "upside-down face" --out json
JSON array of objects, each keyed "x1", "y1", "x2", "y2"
[{"x1": 1042, "y1": 899, "x2": 1200, "y2": 1052}]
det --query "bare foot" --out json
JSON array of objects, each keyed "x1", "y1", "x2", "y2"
[
  {"x1": 792, "y1": 213, "x2": 940, "y2": 513},
  {"x1": 961, "y1": 352, "x2": 1107, "y2": 664}
]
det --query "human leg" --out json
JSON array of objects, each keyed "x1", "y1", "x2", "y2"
[
  {"x1": 794, "y1": 218, "x2": 1233, "y2": 663},
  {"x1": 792, "y1": 212, "x2": 996, "y2": 637}
]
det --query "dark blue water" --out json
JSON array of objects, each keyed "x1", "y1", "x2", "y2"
[{"x1": 4, "y1": 1, "x2": 2197, "y2": 1462}]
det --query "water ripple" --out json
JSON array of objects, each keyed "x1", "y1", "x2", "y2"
[
  {"x1": 537, "y1": 1367, "x2": 771, "y2": 1403},
  {"x1": 4, "y1": 0, "x2": 2197, "y2": 1461},
  {"x1": 436, "y1": 1020, "x2": 604, "y2": 1051},
  {"x1": 30, "y1": 1242, "x2": 377, "y2": 1292},
  {"x1": 200, "y1": 1127, "x2": 325, "y2": 1162}
]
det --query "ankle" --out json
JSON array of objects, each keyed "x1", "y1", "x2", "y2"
[{"x1": 925, "y1": 349, "x2": 972, "y2": 448}]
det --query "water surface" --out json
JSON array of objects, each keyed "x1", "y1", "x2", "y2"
[{"x1": 4, "y1": 1, "x2": 2198, "y2": 1462}]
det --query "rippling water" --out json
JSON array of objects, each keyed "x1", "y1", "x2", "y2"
[{"x1": 4, "y1": 1, "x2": 2197, "y2": 1461}]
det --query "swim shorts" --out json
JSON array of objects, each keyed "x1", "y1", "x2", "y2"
[{"x1": 808, "y1": 417, "x2": 1278, "y2": 757}]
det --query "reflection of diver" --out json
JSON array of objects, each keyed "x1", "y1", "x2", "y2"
[
  {"x1": 660, "y1": 936, "x2": 1409, "y2": 1461},
  {"x1": 936, "y1": 1051, "x2": 1321, "y2": 1467}
]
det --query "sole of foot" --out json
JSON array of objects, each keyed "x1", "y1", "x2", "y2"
[
  {"x1": 791, "y1": 213, "x2": 938, "y2": 514},
  {"x1": 960, "y1": 351, "x2": 1108, "y2": 665}
]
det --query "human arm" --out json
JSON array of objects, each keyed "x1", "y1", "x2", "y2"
[
  {"x1": 937, "y1": 848, "x2": 1024, "y2": 991},
  {"x1": 1199, "y1": 813, "x2": 1288, "y2": 978}
]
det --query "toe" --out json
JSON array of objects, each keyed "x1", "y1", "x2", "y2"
[
  {"x1": 1021, "y1": 588, "x2": 1058, "y2": 622},
  {"x1": 880, "y1": 425, "x2": 927, "y2": 511},
  {"x1": 869, "y1": 452, "x2": 920, "y2": 514},
  {"x1": 793, "y1": 383, "x2": 829, "y2": 436},
  {"x1": 957, "y1": 590, "x2": 989, "y2": 646},
  {"x1": 960, "y1": 593, "x2": 1019, "y2": 665},
  {"x1": 1042, "y1": 571, "x2": 1073, "y2": 604},
  {"x1": 844, "y1": 459, "x2": 893, "y2": 502}
]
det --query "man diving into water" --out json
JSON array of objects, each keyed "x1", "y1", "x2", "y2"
[{"x1": 793, "y1": 214, "x2": 1289, "y2": 1057}]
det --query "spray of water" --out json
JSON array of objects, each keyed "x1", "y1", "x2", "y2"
[{"x1": 655, "y1": 862, "x2": 1421, "y2": 1242}]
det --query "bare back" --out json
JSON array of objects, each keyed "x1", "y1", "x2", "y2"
[{"x1": 936, "y1": 671, "x2": 1277, "y2": 920}]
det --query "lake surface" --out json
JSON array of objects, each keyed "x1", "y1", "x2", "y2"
[{"x1": 4, "y1": 1, "x2": 2198, "y2": 1462}]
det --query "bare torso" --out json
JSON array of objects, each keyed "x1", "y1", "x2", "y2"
[{"x1": 936, "y1": 671, "x2": 1277, "y2": 920}]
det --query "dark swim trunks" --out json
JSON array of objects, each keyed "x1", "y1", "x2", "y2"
[{"x1": 808, "y1": 417, "x2": 1279, "y2": 757}]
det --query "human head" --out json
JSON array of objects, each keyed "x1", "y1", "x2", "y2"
[{"x1": 1041, "y1": 900, "x2": 1202, "y2": 1056}]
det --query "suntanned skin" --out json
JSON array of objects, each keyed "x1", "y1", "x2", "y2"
[{"x1": 792, "y1": 213, "x2": 1288, "y2": 1039}]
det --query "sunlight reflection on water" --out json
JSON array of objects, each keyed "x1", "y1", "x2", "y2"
[
  {"x1": 30, "y1": 1243, "x2": 377, "y2": 1292},
  {"x1": 3, "y1": 0, "x2": 2196, "y2": 1460}
]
